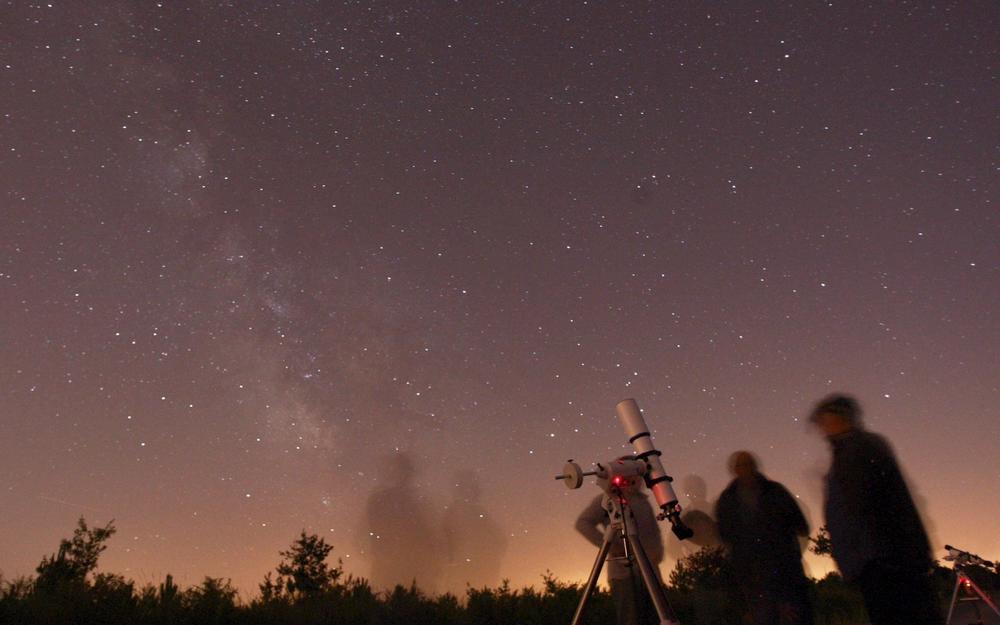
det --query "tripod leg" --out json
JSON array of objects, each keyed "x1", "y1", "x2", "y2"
[
  {"x1": 947, "y1": 576, "x2": 961, "y2": 625},
  {"x1": 570, "y1": 523, "x2": 615, "y2": 625},
  {"x1": 625, "y1": 532, "x2": 680, "y2": 625},
  {"x1": 965, "y1": 576, "x2": 1000, "y2": 618}
]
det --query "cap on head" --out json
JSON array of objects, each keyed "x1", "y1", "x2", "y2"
[{"x1": 809, "y1": 393, "x2": 863, "y2": 427}]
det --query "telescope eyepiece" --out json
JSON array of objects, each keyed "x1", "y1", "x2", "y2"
[{"x1": 670, "y1": 518, "x2": 694, "y2": 541}]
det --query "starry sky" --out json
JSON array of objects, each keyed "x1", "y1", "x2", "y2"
[{"x1": 1, "y1": 1, "x2": 998, "y2": 597}]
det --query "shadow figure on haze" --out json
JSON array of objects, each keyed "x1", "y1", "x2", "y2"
[
  {"x1": 364, "y1": 451, "x2": 442, "y2": 594},
  {"x1": 678, "y1": 474, "x2": 721, "y2": 550},
  {"x1": 442, "y1": 470, "x2": 507, "y2": 591},
  {"x1": 664, "y1": 474, "x2": 720, "y2": 567}
]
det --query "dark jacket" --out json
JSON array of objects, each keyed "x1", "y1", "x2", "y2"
[
  {"x1": 824, "y1": 428, "x2": 932, "y2": 581},
  {"x1": 575, "y1": 492, "x2": 664, "y2": 580},
  {"x1": 715, "y1": 473, "x2": 809, "y2": 590}
]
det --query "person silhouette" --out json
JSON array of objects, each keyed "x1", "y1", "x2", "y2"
[
  {"x1": 678, "y1": 474, "x2": 720, "y2": 550},
  {"x1": 715, "y1": 451, "x2": 813, "y2": 625},
  {"x1": 810, "y1": 394, "x2": 943, "y2": 625},
  {"x1": 441, "y1": 470, "x2": 507, "y2": 591},
  {"x1": 364, "y1": 451, "x2": 442, "y2": 594},
  {"x1": 575, "y1": 461, "x2": 664, "y2": 625}
]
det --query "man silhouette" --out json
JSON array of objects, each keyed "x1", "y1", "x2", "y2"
[
  {"x1": 810, "y1": 394, "x2": 943, "y2": 625},
  {"x1": 715, "y1": 451, "x2": 813, "y2": 625}
]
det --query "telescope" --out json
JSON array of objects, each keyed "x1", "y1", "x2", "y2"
[
  {"x1": 556, "y1": 398, "x2": 693, "y2": 540},
  {"x1": 555, "y1": 398, "x2": 690, "y2": 625},
  {"x1": 943, "y1": 544, "x2": 1000, "y2": 624},
  {"x1": 944, "y1": 545, "x2": 998, "y2": 572}
]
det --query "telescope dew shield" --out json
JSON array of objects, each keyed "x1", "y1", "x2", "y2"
[{"x1": 616, "y1": 398, "x2": 693, "y2": 540}]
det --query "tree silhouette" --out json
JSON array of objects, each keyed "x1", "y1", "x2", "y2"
[
  {"x1": 185, "y1": 576, "x2": 238, "y2": 624},
  {"x1": 35, "y1": 516, "x2": 116, "y2": 591},
  {"x1": 809, "y1": 525, "x2": 833, "y2": 557},
  {"x1": 261, "y1": 531, "x2": 343, "y2": 601}
]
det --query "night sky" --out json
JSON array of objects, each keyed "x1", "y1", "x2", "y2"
[{"x1": 2, "y1": 1, "x2": 998, "y2": 598}]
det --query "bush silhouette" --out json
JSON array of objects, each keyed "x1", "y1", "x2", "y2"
[{"x1": 2, "y1": 517, "x2": 953, "y2": 624}]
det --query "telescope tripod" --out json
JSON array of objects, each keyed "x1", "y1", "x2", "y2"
[
  {"x1": 570, "y1": 491, "x2": 680, "y2": 625},
  {"x1": 946, "y1": 568, "x2": 1000, "y2": 625}
]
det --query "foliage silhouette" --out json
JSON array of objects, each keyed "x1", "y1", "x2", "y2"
[
  {"x1": 809, "y1": 525, "x2": 833, "y2": 557},
  {"x1": 1, "y1": 517, "x2": 977, "y2": 625},
  {"x1": 259, "y1": 531, "x2": 343, "y2": 602},
  {"x1": 35, "y1": 516, "x2": 116, "y2": 592},
  {"x1": 668, "y1": 545, "x2": 735, "y2": 593}
]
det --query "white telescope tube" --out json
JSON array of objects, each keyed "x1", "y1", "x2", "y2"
[{"x1": 616, "y1": 398, "x2": 682, "y2": 514}]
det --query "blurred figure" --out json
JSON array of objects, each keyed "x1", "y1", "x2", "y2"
[
  {"x1": 810, "y1": 394, "x2": 943, "y2": 625},
  {"x1": 715, "y1": 451, "x2": 813, "y2": 625},
  {"x1": 575, "y1": 464, "x2": 664, "y2": 625},
  {"x1": 664, "y1": 475, "x2": 718, "y2": 575},
  {"x1": 442, "y1": 470, "x2": 506, "y2": 591},
  {"x1": 364, "y1": 451, "x2": 442, "y2": 594},
  {"x1": 678, "y1": 474, "x2": 721, "y2": 550}
]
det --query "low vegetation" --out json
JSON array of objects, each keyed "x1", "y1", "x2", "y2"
[{"x1": 0, "y1": 518, "x2": 992, "y2": 625}]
